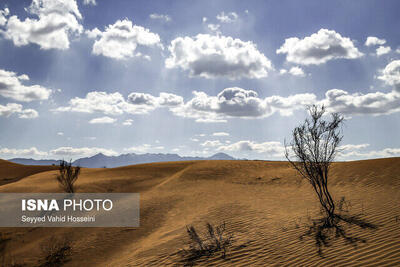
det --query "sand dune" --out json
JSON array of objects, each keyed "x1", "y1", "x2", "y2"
[
  {"x1": 0, "y1": 159, "x2": 399, "y2": 266},
  {"x1": 0, "y1": 159, "x2": 57, "y2": 186}
]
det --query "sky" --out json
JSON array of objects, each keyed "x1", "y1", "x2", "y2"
[{"x1": 0, "y1": 0, "x2": 399, "y2": 161}]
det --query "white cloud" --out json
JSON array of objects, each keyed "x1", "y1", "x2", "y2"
[
  {"x1": 378, "y1": 60, "x2": 400, "y2": 91},
  {"x1": 83, "y1": 0, "x2": 96, "y2": 6},
  {"x1": 1, "y1": 0, "x2": 83, "y2": 50},
  {"x1": 123, "y1": 144, "x2": 164, "y2": 153},
  {"x1": 207, "y1": 23, "x2": 221, "y2": 33},
  {"x1": 201, "y1": 140, "x2": 223, "y2": 147},
  {"x1": 217, "y1": 140, "x2": 285, "y2": 157},
  {"x1": 158, "y1": 92, "x2": 184, "y2": 106},
  {"x1": 339, "y1": 147, "x2": 400, "y2": 160},
  {"x1": 0, "y1": 147, "x2": 47, "y2": 157},
  {"x1": 57, "y1": 132, "x2": 64, "y2": 136},
  {"x1": 89, "y1": 116, "x2": 116, "y2": 124},
  {"x1": 0, "y1": 103, "x2": 38, "y2": 118},
  {"x1": 339, "y1": 144, "x2": 370, "y2": 151},
  {"x1": 55, "y1": 91, "x2": 133, "y2": 115},
  {"x1": 365, "y1": 36, "x2": 386, "y2": 46},
  {"x1": 190, "y1": 138, "x2": 199, "y2": 142},
  {"x1": 376, "y1": 46, "x2": 391, "y2": 56},
  {"x1": 277, "y1": 29, "x2": 363, "y2": 65},
  {"x1": 54, "y1": 91, "x2": 184, "y2": 116},
  {"x1": 0, "y1": 8, "x2": 9, "y2": 26},
  {"x1": 55, "y1": 86, "x2": 400, "y2": 123},
  {"x1": 50, "y1": 146, "x2": 118, "y2": 157},
  {"x1": 212, "y1": 132, "x2": 229, "y2": 136},
  {"x1": 166, "y1": 34, "x2": 273, "y2": 79},
  {"x1": 19, "y1": 108, "x2": 39, "y2": 119},
  {"x1": 396, "y1": 48, "x2": 400, "y2": 54},
  {"x1": 171, "y1": 87, "x2": 316, "y2": 122},
  {"x1": 281, "y1": 66, "x2": 306, "y2": 77},
  {"x1": 216, "y1": 11, "x2": 238, "y2": 23},
  {"x1": 0, "y1": 69, "x2": 52, "y2": 102},
  {"x1": 122, "y1": 119, "x2": 133, "y2": 126},
  {"x1": 149, "y1": 13, "x2": 171, "y2": 22},
  {"x1": 321, "y1": 89, "x2": 400, "y2": 116},
  {"x1": 86, "y1": 19, "x2": 161, "y2": 60},
  {"x1": 127, "y1": 92, "x2": 157, "y2": 106}
]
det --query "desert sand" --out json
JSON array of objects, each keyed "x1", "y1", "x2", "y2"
[{"x1": 0, "y1": 158, "x2": 399, "y2": 266}]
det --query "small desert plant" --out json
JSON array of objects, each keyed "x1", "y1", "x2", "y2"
[
  {"x1": 286, "y1": 105, "x2": 377, "y2": 255},
  {"x1": 56, "y1": 160, "x2": 80, "y2": 193},
  {"x1": 39, "y1": 236, "x2": 72, "y2": 267},
  {"x1": 180, "y1": 222, "x2": 233, "y2": 263},
  {"x1": 285, "y1": 105, "x2": 343, "y2": 226}
]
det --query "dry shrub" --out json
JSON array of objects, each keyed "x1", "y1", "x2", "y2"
[
  {"x1": 56, "y1": 160, "x2": 80, "y2": 193},
  {"x1": 39, "y1": 236, "x2": 72, "y2": 267},
  {"x1": 180, "y1": 222, "x2": 233, "y2": 263}
]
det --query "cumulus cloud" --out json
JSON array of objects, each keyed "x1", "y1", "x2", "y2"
[
  {"x1": 365, "y1": 36, "x2": 386, "y2": 46},
  {"x1": 86, "y1": 19, "x2": 161, "y2": 60},
  {"x1": 207, "y1": 23, "x2": 221, "y2": 33},
  {"x1": 288, "y1": 66, "x2": 306, "y2": 77},
  {"x1": 339, "y1": 144, "x2": 370, "y2": 151},
  {"x1": 127, "y1": 92, "x2": 157, "y2": 106},
  {"x1": 0, "y1": 146, "x2": 47, "y2": 157},
  {"x1": 166, "y1": 34, "x2": 273, "y2": 79},
  {"x1": 89, "y1": 116, "x2": 116, "y2": 124},
  {"x1": 216, "y1": 11, "x2": 238, "y2": 23},
  {"x1": 149, "y1": 13, "x2": 171, "y2": 22},
  {"x1": 158, "y1": 92, "x2": 184, "y2": 106},
  {"x1": 280, "y1": 66, "x2": 306, "y2": 77},
  {"x1": 122, "y1": 119, "x2": 133, "y2": 126},
  {"x1": 0, "y1": 69, "x2": 52, "y2": 102},
  {"x1": 50, "y1": 146, "x2": 118, "y2": 157},
  {"x1": 279, "y1": 69, "x2": 287, "y2": 75},
  {"x1": 212, "y1": 132, "x2": 229, "y2": 136},
  {"x1": 0, "y1": 103, "x2": 38, "y2": 118},
  {"x1": 201, "y1": 140, "x2": 223, "y2": 147},
  {"x1": 123, "y1": 144, "x2": 164, "y2": 153},
  {"x1": 171, "y1": 87, "x2": 316, "y2": 122},
  {"x1": 83, "y1": 0, "x2": 96, "y2": 6},
  {"x1": 321, "y1": 89, "x2": 400, "y2": 116},
  {"x1": 55, "y1": 86, "x2": 400, "y2": 123},
  {"x1": 0, "y1": 0, "x2": 83, "y2": 50},
  {"x1": 55, "y1": 91, "x2": 134, "y2": 115},
  {"x1": 54, "y1": 91, "x2": 182, "y2": 116},
  {"x1": 277, "y1": 29, "x2": 363, "y2": 65},
  {"x1": 376, "y1": 46, "x2": 391, "y2": 56},
  {"x1": 378, "y1": 60, "x2": 400, "y2": 91},
  {"x1": 0, "y1": 8, "x2": 9, "y2": 26},
  {"x1": 339, "y1": 147, "x2": 400, "y2": 160},
  {"x1": 217, "y1": 140, "x2": 285, "y2": 157}
]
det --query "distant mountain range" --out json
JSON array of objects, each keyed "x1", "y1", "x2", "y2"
[{"x1": 8, "y1": 152, "x2": 236, "y2": 168}]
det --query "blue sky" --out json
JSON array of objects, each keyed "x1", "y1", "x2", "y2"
[{"x1": 0, "y1": 0, "x2": 399, "y2": 160}]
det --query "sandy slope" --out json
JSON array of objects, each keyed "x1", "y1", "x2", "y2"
[
  {"x1": 0, "y1": 159, "x2": 399, "y2": 266},
  {"x1": 0, "y1": 159, "x2": 57, "y2": 186}
]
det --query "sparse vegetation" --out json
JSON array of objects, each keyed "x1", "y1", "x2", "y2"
[
  {"x1": 285, "y1": 105, "x2": 377, "y2": 255},
  {"x1": 285, "y1": 105, "x2": 343, "y2": 225},
  {"x1": 179, "y1": 222, "x2": 234, "y2": 264},
  {"x1": 39, "y1": 236, "x2": 72, "y2": 267},
  {"x1": 56, "y1": 160, "x2": 80, "y2": 193}
]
